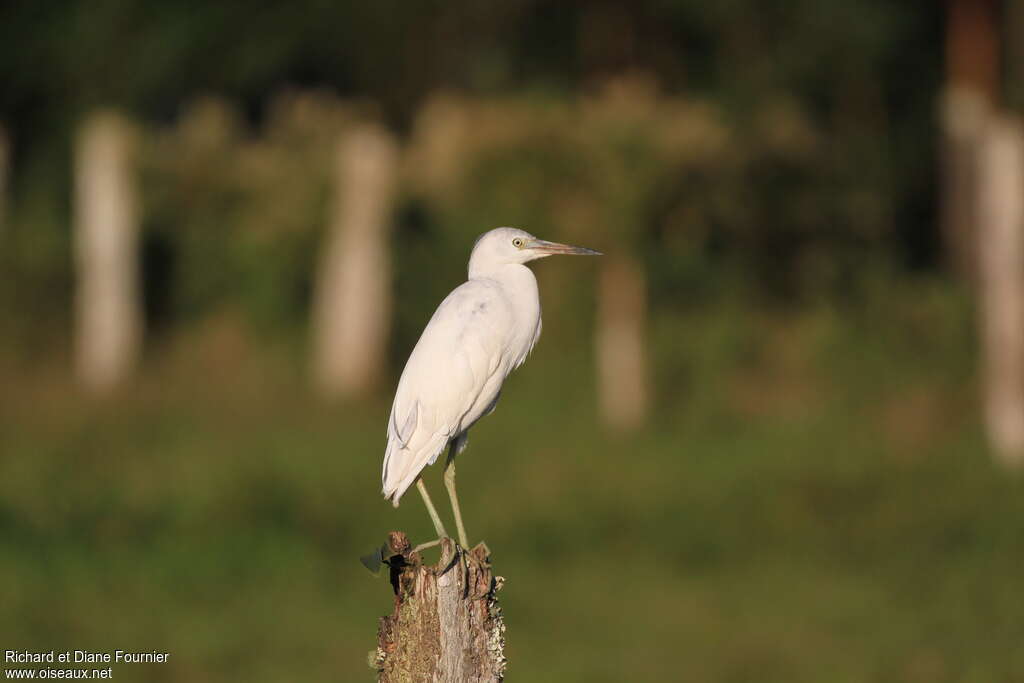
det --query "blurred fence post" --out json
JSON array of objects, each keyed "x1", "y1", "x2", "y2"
[
  {"x1": 73, "y1": 111, "x2": 142, "y2": 395},
  {"x1": 977, "y1": 115, "x2": 1024, "y2": 467},
  {"x1": 596, "y1": 255, "x2": 648, "y2": 431},
  {"x1": 312, "y1": 123, "x2": 399, "y2": 399}
]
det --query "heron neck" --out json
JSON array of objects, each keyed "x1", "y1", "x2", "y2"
[
  {"x1": 469, "y1": 263, "x2": 542, "y2": 364},
  {"x1": 468, "y1": 260, "x2": 533, "y2": 282}
]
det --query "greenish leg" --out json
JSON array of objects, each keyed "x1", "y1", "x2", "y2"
[
  {"x1": 412, "y1": 538, "x2": 441, "y2": 553},
  {"x1": 416, "y1": 478, "x2": 449, "y2": 539},
  {"x1": 443, "y1": 449, "x2": 470, "y2": 548}
]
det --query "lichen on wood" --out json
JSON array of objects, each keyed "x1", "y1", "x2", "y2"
[{"x1": 373, "y1": 532, "x2": 506, "y2": 682}]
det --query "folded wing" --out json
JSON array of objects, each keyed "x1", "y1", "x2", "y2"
[{"x1": 382, "y1": 280, "x2": 510, "y2": 505}]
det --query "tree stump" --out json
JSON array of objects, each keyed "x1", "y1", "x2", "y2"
[{"x1": 371, "y1": 532, "x2": 507, "y2": 682}]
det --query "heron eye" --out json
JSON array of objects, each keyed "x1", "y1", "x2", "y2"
[{"x1": 512, "y1": 238, "x2": 523, "y2": 248}]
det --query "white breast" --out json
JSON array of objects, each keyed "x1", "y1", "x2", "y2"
[{"x1": 489, "y1": 263, "x2": 543, "y2": 372}]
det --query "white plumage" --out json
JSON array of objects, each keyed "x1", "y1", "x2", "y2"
[{"x1": 380, "y1": 227, "x2": 600, "y2": 547}]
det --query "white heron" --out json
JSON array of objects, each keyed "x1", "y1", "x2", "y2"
[{"x1": 382, "y1": 227, "x2": 601, "y2": 549}]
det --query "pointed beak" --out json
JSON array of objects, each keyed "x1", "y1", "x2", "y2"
[{"x1": 526, "y1": 239, "x2": 603, "y2": 256}]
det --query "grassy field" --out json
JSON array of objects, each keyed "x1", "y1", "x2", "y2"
[{"x1": 2, "y1": 280, "x2": 1023, "y2": 682}]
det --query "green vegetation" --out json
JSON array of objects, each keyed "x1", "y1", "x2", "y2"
[
  {"x1": 2, "y1": 279, "x2": 1020, "y2": 682},
  {"x1": 1, "y1": 1, "x2": 1013, "y2": 680}
]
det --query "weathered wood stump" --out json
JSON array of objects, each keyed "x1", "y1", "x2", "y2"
[{"x1": 371, "y1": 532, "x2": 506, "y2": 682}]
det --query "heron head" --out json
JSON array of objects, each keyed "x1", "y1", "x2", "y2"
[{"x1": 470, "y1": 227, "x2": 601, "y2": 275}]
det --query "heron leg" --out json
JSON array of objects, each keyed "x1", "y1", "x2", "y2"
[
  {"x1": 412, "y1": 538, "x2": 441, "y2": 553},
  {"x1": 416, "y1": 478, "x2": 449, "y2": 539},
  {"x1": 443, "y1": 449, "x2": 469, "y2": 548}
]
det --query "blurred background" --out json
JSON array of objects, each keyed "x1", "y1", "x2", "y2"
[{"x1": 2, "y1": 0, "x2": 1024, "y2": 681}]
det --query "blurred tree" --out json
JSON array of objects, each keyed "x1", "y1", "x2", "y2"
[
  {"x1": 0, "y1": 0, "x2": 947, "y2": 359},
  {"x1": 138, "y1": 92, "x2": 361, "y2": 334}
]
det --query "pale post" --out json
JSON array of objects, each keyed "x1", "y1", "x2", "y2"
[
  {"x1": 73, "y1": 111, "x2": 142, "y2": 395},
  {"x1": 313, "y1": 123, "x2": 399, "y2": 398},
  {"x1": 978, "y1": 116, "x2": 1024, "y2": 467}
]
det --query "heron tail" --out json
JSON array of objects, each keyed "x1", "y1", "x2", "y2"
[{"x1": 381, "y1": 433, "x2": 449, "y2": 507}]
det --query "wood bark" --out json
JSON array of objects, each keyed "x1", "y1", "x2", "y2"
[{"x1": 372, "y1": 532, "x2": 506, "y2": 682}]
